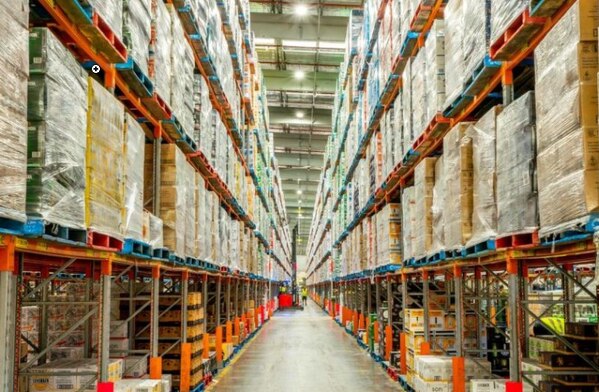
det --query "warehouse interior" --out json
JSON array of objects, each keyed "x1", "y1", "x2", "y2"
[{"x1": 1, "y1": 0, "x2": 599, "y2": 391}]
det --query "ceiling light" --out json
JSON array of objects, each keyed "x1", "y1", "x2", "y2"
[
  {"x1": 298, "y1": 200, "x2": 302, "y2": 204},
  {"x1": 297, "y1": 190, "x2": 302, "y2": 195},
  {"x1": 294, "y1": 70, "x2": 305, "y2": 80},
  {"x1": 294, "y1": 4, "x2": 308, "y2": 16},
  {"x1": 295, "y1": 111, "x2": 305, "y2": 119}
]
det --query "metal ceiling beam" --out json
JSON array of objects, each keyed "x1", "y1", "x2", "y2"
[
  {"x1": 268, "y1": 106, "x2": 332, "y2": 126},
  {"x1": 262, "y1": 70, "x2": 338, "y2": 94},
  {"x1": 270, "y1": 124, "x2": 331, "y2": 136},
  {"x1": 251, "y1": 13, "x2": 349, "y2": 42}
]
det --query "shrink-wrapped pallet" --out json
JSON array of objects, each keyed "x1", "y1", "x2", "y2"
[
  {"x1": 402, "y1": 60, "x2": 413, "y2": 156},
  {"x1": 444, "y1": 0, "x2": 465, "y2": 107},
  {"x1": 466, "y1": 106, "x2": 501, "y2": 247},
  {"x1": 27, "y1": 28, "x2": 87, "y2": 229},
  {"x1": 413, "y1": 157, "x2": 437, "y2": 259},
  {"x1": 443, "y1": 123, "x2": 474, "y2": 250},
  {"x1": 496, "y1": 92, "x2": 537, "y2": 235},
  {"x1": 411, "y1": 52, "x2": 428, "y2": 141},
  {"x1": 123, "y1": 0, "x2": 151, "y2": 75},
  {"x1": 195, "y1": 173, "x2": 206, "y2": 259},
  {"x1": 152, "y1": 0, "x2": 172, "y2": 105},
  {"x1": 168, "y1": 4, "x2": 195, "y2": 135},
  {"x1": 0, "y1": 0, "x2": 28, "y2": 222},
  {"x1": 424, "y1": 20, "x2": 445, "y2": 125},
  {"x1": 159, "y1": 144, "x2": 193, "y2": 256},
  {"x1": 535, "y1": 2, "x2": 599, "y2": 236},
  {"x1": 184, "y1": 166, "x2": 196, "y2": 257},
  {"x1": 87, "y1": 78, "x2": 125, "y2": 239},
  {"x1": 431, "y1": 156, "x2": 445, "y2": 255},
  {"x1": 193, "y1": 74, "x2": 212, "y2": 148},
  {"x1": 87, "y1": 0, "x2": 123, "y2": 41},
  {"x1": 463, "y1": 0, "x2": 490, "y2": 79},
  {"x1": 123, "y1": 114, "x2": 145, "y2": 241},
  {"x1": 402, "y1": 187, "x2": 416, "y2": 261},
  {"x1": 444, "y1": 0, "x2": 490, "y2": 107},
  {"x1": 142, "y1": 210, "x2": 163, "y2": 248},
  {"x1": 490, "y1": 0, "x2": 529, "y2": 44}
]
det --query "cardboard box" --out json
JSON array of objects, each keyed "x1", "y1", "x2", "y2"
[
  {"x1": 110, "y1": 338, "x2": 130, "y2": 355},
  {"x1": 414, "y1": 375, "x2": 451, "y2": 392},
  {"x1": 123, "y1": 356, "x2": 148, "y2": 378},
  {"x1": 111, "y1": 320, "x2": 129, "y2": 339},
  {"x1": 471, "y1": 379, "x2": 507, "y2": 392}
]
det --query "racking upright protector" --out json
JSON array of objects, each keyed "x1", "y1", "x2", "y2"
[{"x1": 0, "y1": 0, "x2": 28, "y2": 222}]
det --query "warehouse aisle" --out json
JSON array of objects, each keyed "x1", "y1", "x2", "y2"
[{"x1": 210, "y1": 301, "x2": 400, "y2": 391}]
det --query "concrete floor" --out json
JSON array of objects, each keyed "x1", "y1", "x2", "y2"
[{"x1": 210, "y1": 300, "x2": 400, "y2": 391}]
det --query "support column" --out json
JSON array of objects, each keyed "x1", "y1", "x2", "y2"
[
  {"x1": 150, "y1": 265, "x2": 162, "y2": 380},
  {"x1": 0, "y1": 239, "x2": 17, "y2": 391},
  {"x1": 226, "y1": 277, "x2": 231, "y2": 322},
  {"x1": 216, "y1": 276, "x2": 221, "y2": 327},
  {"x1": 507, "y1": 255, "x2": 521, "y2": 384},
  {"x1": 202, "y1": 275, "x2": 208, "y2": 334},
  {"x1": 99, "y1": 259, "x2": 113, "y2": 385},
  {"x1": 453, "y1": 266, "x2": 465, "y2": 392},
  {"x1": 180, "y1": 271, "x2": 191, "y2": 392},
  {"x1": 423, "y1": 270, "x2": 430, "y2": 342}
]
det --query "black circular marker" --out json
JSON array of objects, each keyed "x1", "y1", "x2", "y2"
[{"x1": 91, "y1": 65, "x2": 101, "y2": 74}]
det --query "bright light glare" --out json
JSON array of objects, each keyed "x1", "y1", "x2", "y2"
[
  {"x1": 297, "y1": 190, "x2": 302, "y2": 195},
  {"x1": 294, "y1": 70, "x2": 305, "y2": 80},
  {"x1": 295, "y1": 4, "x2": 308, "y2": 16},
  {"x1": 295, "y1": 111, "x2": 305, "y2": 118}
]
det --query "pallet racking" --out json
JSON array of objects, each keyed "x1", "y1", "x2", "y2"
[
  {"x1": 1, "y1": 0, "x2": 291, "y2": 390},
  {"x1": 307, "y1": 0, "x2": 599, "y2": 391}
]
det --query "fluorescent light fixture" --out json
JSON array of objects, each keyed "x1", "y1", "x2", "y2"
[
  {"x1": 254, "y1": 37, "x2": 276, "y2": 46},
  {"x1": 294, "y1": 70, "x2": 305, "y2": 80},
  {"x1": 319, "y1": 41, "x2": 345, "y2": 49},
  {"x1": 295, "y1": 111, "x2": 305, "y2": 119},
  {"x1": 298, "y1": 200, "x2": 302, "y2": 204},
  {"x1": 283, "y1": 39, "x2": 317, "y2": 48},
  {"x1": 297, "y1": 189, "x2": 302, "y2": 195},
  {"x1": 294, "y1": 4, "x2": 308, "y2": 16}
]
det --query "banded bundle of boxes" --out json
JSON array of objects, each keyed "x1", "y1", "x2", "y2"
[{"x1": 412, "y1": 355, "x2": 495, "y2": 392}]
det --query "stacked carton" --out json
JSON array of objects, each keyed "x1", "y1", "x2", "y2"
[
  {"x1": 158, "y1": 144, "x2": 195, "y2": 257},
  {"x1": 496, "y1": 92, "x2": 537, "y2": 235},
  {"x1": 401, "y1": 187, "x2": 416, "y2": 261},
  {"x1": 87, "y1": 77, "x2": 125, "y2": 240},
  {"x1": 0, "y1": 0, "x2": 28, "y2": 222},
  {"x1": 122, "y1": 0, "x2": 151, "y2": 75},
  {"x1": 535, "y1": 1, "x2": 599, "y2": 236},
  {"x1": 466, "y1": 106, "x2": 502, "y2": 247},
  {"x1": 123, "y1": 115, "x2": 145, "y2": 241},
  {"x1": 27, "y1": 28, "x2": 87, "y2": 230},
  {"x1": 431, "y1": 156, "x2": 445, "y2": 255},
  {"x1": 413, "y1": 158, "x2": 437, "y2": 259},
  {"x1": 443, "y1": 123, "x2": 474, "y2": 250}
]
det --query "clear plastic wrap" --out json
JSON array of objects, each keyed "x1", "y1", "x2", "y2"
[
  {"x1": 466, "y1": 106, "x2": 501, "y2": 247},
  {"x1": 496, "y1": 92, "x2": 537, "y2": 235},
  {"x1": 151, "y1": 0, "x2": 172, "y2": 105},
  {"x1": 490, "y1": 0, "x2": 529, "y2": 44},
  {"x1": 0, "y1": 0, "x2": 28, "y2": 222},
  {"x1": 401, "y1": 186, "x2": 416, "y2": 261},
  {"x1": 443, "y1": 0, "x2": 465, "y2": 107},
  {"x1": 149, "y1": 212, "x2": 163, "y2": 249},
  {"x1": 27, "y1": 28, "x2": 87, "y2": 229},
  {"x1": 86, "y1": 0, "x2": 123, "y2": 40},
  {"x1": 463, "y1": 0, "x2": 490, "y2": 78},
  {"x1": 184, "y1": 165, "x2": 196, "y2": 257},
  {"x1": 535, "y1": 2, "x2": 599, "y2": 235},
  {"x1": 402, "y1": 59, "x2": 413, "y2": 157},
  {"x1": 123, "y1": 0, "x2": 151, "y2": 75},
  {"x1": 424, "y1": 20, "x2": 445, "y2": 125},
  {"x1": 413, "y1": 158, "x2": 436, "y2": 258},
  {"x1": 87, "y1": 77, "x2": 125, "y2": 239},
  {"x1": 431, "y1": 156, "x2": 445, "y2": 255},
  {"x1": 159, "y1": 144, "x2": 189, "y2": 256},
  {"x1": 411, "y1": 51, "x2": 427, "y2": 141},
  {"x1": 168, "y1": 4, "x2": 195, "y2": 135},
  {"x1": 443, "y1": 123, "x2": 473, "y2": 250},
  {"x1": 195, "y1": 173, "x2": 205, "y2": 259},
  {"x1": 193, "y1": 74, "x2": 212, "y2": 149},
  {"x1": 123, "y1": 114, "x2": 145, "y2": 241}
]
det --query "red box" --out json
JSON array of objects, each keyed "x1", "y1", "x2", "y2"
[{"x1": 279, "y1": 294, "x2": 293, "y2": 308}]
